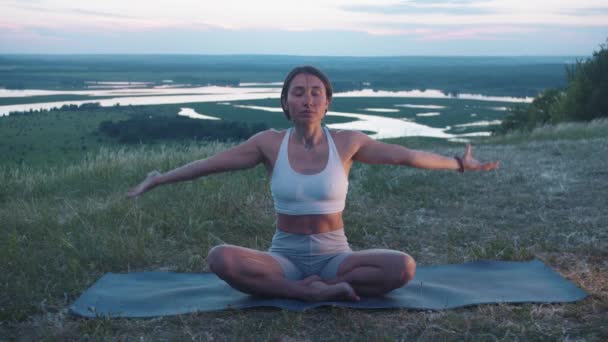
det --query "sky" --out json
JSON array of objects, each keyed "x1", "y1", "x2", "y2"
[{"x1": 1, "y1": 0, "x2": 607, "y2": 56}]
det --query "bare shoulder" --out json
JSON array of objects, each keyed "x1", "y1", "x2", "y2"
[
  {"x1": 329, "y1": 129, "x2": 372, "y2": 146},
  {"x1": 248, "y1": 129, "x2": 285, "y2": 145},
  {"x1": 246, "y1": 129, "x2": 287, "y2": 162},
  {"x1": 328, "y1": 129, "x2": 372, "y2": 160}
]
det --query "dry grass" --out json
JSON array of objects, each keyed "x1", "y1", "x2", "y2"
[{"x1": 1, "y1": 121, "x2": 607, "y2": 340}]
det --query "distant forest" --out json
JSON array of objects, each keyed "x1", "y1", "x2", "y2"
[
  {"x1": 98, "y1": 116, "x2": 268, "y2": 144},
  {"x1": 0, "y1": 55, "x2": 575, "y2": 97}
]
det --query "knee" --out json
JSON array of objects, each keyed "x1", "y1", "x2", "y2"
[
  {"x1": 207, "y1": 245, "x2": 236, "y2": 277},
  {"x1": 395, "y1": 253, "x2": 416, "y2": 287}
]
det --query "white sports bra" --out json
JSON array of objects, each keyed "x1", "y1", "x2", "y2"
[{"x1": 270, "y1": 127, "x2": 348, "y2": 215}]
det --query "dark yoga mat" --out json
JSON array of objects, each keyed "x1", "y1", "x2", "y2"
[{"x1": 70, "y1": 259, "x2": 587, "y2": 318}]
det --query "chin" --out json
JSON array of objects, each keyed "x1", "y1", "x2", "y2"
[{"x1": 294, "y1": 118, "x2": 322, "y2": 124}]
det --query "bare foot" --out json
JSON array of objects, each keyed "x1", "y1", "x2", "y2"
[
  {"x1": 309, "y1": 280, "x2": 360, "y2": 302},
  {"x1": 298, "y1": 275, "x2": 322, "y2": 286}
]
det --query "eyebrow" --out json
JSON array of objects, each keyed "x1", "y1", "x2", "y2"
[{"x1": 291, "y1": 86, "x2": 323, "y2": 90}]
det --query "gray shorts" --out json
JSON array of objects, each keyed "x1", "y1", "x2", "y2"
[{"x1": 268, "y1": 228, "x2": 353, "y2": 281}]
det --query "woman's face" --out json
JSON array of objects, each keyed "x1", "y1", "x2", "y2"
[{"x1": 283, "y1": 73, "x2": 330, "y2": 124}]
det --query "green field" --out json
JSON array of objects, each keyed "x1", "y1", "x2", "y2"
[{"x1": 1, "y1": 120, "x2": 607, "y2": 339}]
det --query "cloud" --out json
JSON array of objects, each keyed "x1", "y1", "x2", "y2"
[
  {"x1": 70, "y1": 8, "x2": 138, "y2": 19},
  {"x1": 3, "y1": 0, "x2": 608, "y2": 35},
  {"x1": 417, "y1": 26, "x2": 536, "y2": 41},
  {"x1": 1, "y1": 0, "x2": 607, "y2": 54},
  {"x1": 342, "y1": 0, "x2": 493, "y2": 15}
]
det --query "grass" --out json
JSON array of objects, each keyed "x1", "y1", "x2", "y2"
[
  {"x1": 1, "y1": 120, "x2": 607, "y2": 340},
  {"x1": 486, "y1": 118, "x2": 608, "y2": 144}
]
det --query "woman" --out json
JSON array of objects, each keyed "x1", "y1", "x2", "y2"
[{"x1": 128, "y1": 66, "x2": 499, "y2": 302}]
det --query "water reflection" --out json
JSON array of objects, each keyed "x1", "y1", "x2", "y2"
[
  {"x1": 1, "y1": 85, "x2": 516, "y2": 141},
  {"x1": 453, "y1": 120, "x2": 502, "y2": 128},
  {"x1": 0, "y1": 85, "x2": 529, "y2": 117},
  {"x1": 85, "y1": 81, "x2": 154, "y2": 89},
  {"x1": 336, "y1": 89, "x2": 533, "y2": 103},
  {"x1": 233, "y1": 104, "x2": 283, "y2": 112},
  {"x1": 455, "y1": 132, "x2": 492, "y2": 137},
  {"x1": 0, "y1": 91, "x2": 281, "y2": 116},
  {"x1": 327, "y1": 112, "x2": 453, "y2": 139},
  {"x1": 86, "y1": 81, "x2": 153, "y2": 85},
  {"x1": 362, "y1": 108, "x2": 400, "y2": 113},
  {"x1": 395, "y1": 104, "x2": 446, "y2": 109},
  {"x1": 232, "y1": 104, "x2": 473, "y2": 140},
  {"x1": 177, "y1": 108, "x2": 220, "y2": 120},
  {"x1": 239, "y1": 82, "x2": 282, "y2": 86},
  {"x1": 0, "y1": 85, "x2": 280, "y2": 98}
]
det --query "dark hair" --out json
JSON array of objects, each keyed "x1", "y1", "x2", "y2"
[{"x1": 280, "y1": 66, "x2": 333, "y2": 120}]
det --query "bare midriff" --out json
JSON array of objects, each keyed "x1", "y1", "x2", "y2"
[{"x1": 277, "y1": 212, "x2": 344, "y2": 235}]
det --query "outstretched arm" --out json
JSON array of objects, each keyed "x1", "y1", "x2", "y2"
[
  {"x1": 127, "y1": 132, "x2": 265, "y2": 197},
  {"x1": 352, "y1": 132, "x2": 499, "y2": 171}
]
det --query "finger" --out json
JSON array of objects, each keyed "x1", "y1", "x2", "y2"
[
  {"x1": 481, "y1": 161, "x2": 499, "y2": 171},
  {"x1": 465, "y1": 144, "x2": 472, "y2": 160},
  {"x1": 127, "y1": 189, "x2": 140, "y2": 198},
  {"x1": 127, "y1": 183, "x2": 145, "y2": 197}
]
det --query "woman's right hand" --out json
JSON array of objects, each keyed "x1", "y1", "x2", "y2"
[{"x1": 127, "y1": 171, "x2": 162, "y2": 198}]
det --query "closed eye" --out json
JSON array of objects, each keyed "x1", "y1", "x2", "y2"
[{"x1": 290, "y1": 86, "x2": 324, "y2": 97}]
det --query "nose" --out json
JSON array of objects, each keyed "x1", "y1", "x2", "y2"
[{"x1": 303, "y1": 92, "x2": 313, "y2": 106}]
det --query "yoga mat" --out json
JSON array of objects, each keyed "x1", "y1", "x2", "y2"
[{"x1": 70, "y1": 259, "x2": 587, "y2": 318}]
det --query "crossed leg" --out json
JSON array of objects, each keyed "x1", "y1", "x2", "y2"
[
  {"x1": 207, "y1": 245, "x2": 358, "y2": 301},
  {"x1": 325, "y1": 249, "x2": 417, "y2": 297}
]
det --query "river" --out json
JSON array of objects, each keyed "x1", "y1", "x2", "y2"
[{"x1": 1, "y1": 84, "x2": 532, "y2": 141}]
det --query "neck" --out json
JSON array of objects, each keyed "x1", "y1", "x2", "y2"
[{"x1": 292, "y1": 124, "x2": 324, "y2": 151}]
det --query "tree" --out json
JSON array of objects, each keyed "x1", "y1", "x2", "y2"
[
  {"x1": 496, "y1": 37, "x2": 608, "y2": 133},
  {"x1": 562, "y1": 39, "x2": 608, "y2": 121}
]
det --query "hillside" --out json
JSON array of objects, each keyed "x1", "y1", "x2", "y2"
[{"x1": 1, "y1": 120, "x2": 607, "y2": 340}]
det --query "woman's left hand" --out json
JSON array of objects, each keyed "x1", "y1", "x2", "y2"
[{"x1": 460, "y1": 144, "x2": 499, "y2": 171}]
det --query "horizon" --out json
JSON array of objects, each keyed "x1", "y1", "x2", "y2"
[
  {"x1": 1, "y1": 0, "x2": 607, "y2": 56},
  {"x1": 0, "y1": 53, "x2": 590, "y2": 58}
]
